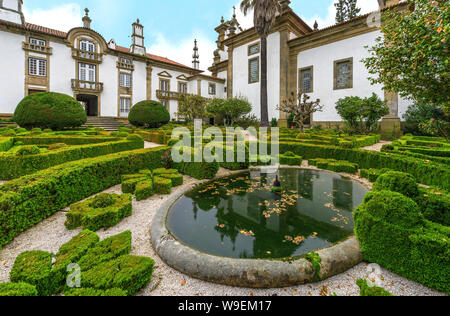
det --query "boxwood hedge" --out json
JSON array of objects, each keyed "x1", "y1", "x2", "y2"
[
  {"x1": 0, "y1": 282, "x2": 38, "y2": 296},
  {"x1": 0, "y1": 138, "x2": 144, "y2": 180},
  {"x1": 0, "y1": 147, "x2": 166, "y2": 249},
  {"x1": 354, "y1": 191, "x2": 449, "y2": 294}
]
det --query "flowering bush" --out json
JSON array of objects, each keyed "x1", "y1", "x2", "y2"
[{"x1": 419, "y1": 118, "x2": 449, "y2": 139}]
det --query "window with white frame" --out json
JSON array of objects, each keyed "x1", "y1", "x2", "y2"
[
  {"x1": 208, "y1": 83, "x2": 216, "y2": 95},
  {"x1": 120, "y1": 98, "x2": 131, "y2": 117},
  {"x1": 28, "y1": 58, "x2": 47, "y2": 76},
  {"x1": 79, "y1": 39, "x2": 95, "y2": 52},
  {"x1": 160, "y1": 79, "x2": 170, "y2": 91},
  {"x1": 178, "y1": 82, "x2": 187, "y2": 94},
  {"x1": 79, "y1": 63, "x2": 96, "y2": 82},
  {"x1": 120, "y1": 57, "x2": 131, "y2": 64},
  {"x1": 120, "y1": 73, "x2": 132, "y2": 88},
  {"x1": 29, "y1": 38, "x2": 46, "y2": 47}
]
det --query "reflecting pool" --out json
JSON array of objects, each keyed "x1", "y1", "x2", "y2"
[{"x1": 167, "y1": 169, "x2": 368, "y2": 259}]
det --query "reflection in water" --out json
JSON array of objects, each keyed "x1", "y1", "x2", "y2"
[{"x1": 167, "y1": 169, "x2": 368, "y2": 259}]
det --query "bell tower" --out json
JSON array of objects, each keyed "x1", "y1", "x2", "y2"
[{"x1": 0, "y1": 0, "x2": 25, "y2": 24}]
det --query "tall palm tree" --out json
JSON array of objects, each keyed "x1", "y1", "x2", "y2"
[{"x1": 240, "y1": 0, "x2": 281, "y2": 127}]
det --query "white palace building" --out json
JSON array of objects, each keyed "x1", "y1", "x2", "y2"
[{"x1": 0, "y1": 0, "x2": 410, "y2": 132}]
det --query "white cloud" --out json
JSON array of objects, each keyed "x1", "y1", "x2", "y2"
[
  {"x1": 23, "y1": 4, "x2": 82, "y2": 31},
  {"x1": 301, "y1": 0, "x2": 381, "y2": 29},
  {"x1": 147, "y1": 30, "x2": 217, "y2": 73}
]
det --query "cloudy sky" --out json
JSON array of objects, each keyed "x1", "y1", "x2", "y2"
[{"x1": 22, "y1": 0, "x2": 381, "y2": 70}]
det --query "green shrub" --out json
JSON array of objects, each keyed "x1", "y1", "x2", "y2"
[
  {"x1": 0, "y1": 138, "x2": 144, "y2": 180},
  {"x1": 153, "y1": 168, "x2": 178, "y2": 176},
  {"x1": 359, "y1": 168, "x2": 392, "y2": 183},
  {"x1": 154, "y1": 176, "x2": 172, "y2": 195},
  {"x1": 0, "y1": 282, "x2": 38, "y2": 297},
  {"x1": 64, "y1": 287, "x2": 128, "y2": 297},
  {"x1": 16, "y1": 145, "x2": 40, "y2": 156},
  {"x1": 80, "y1": 255, "x2": 154, "y2": 296},
  {"x1": 51, "y1": 230, "x2": 99, "y2": 291},
  {"x1": 128, "y1": 100, "x2": 170, "y2": 128},
  {"x1": 327, "y1": 161, "x2": 359, "y2": 174},
  {"x1": 373, "y1": 171, "x2": 419, "y2": 198},
  {"x1": 65, "y1": 194, "x2": 132, "y2": 231},
  {"x1": 173, "y1": 149, "x2": 220, "y2": 180},
  {"x1": 356, "y1": 279, "x2": 392, "y2": 296},
  {"x1": 0, "y1": 137, "x2": 14, "y2": 152},
  {"x1": 135, "y1": 180, "x2": 154, "y2": 201},
  {"x1": 48, "y1": 143, "x2": 67, "y2": 150},
  {"x1": 280, "y1": 152, "x2": 303, "y2": 166},
  {"x1": 415, "y1": 187, "x2": 450, "y2": 226},
  {"x1": 274, "y1": 141, "x2": 449, "y2": 190},
  {"x1": 13, "y1": 92, "x2": 87, "y2": 130},
  {"x1": 121, "y1": 178, "x2": 142, "y2": 194},
  {"x1": 159, "y1": 173, "x2": 183, "y2": 187},
  {"x1": 77, "y1": 231, "x2": 132, "y2": 272},
  {"x1": 0, "y1": 147, "x2": 165, "y2": 248},
  {"x1": 10, "y1": 250, "x2": 54, "y2": 296},
  {"x1": 354, "y1": 191, "x2": 449, "y2": 293}
]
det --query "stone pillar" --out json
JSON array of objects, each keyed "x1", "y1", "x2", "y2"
[
  {"x1": 146, "y1": 64, "x2": 152, "y2": 100},
  {"x1": 278, "y1": 28, "x2": 289, "y2": 128},
  {"x1": 227, "y1": 46, "x2": 233, "y2": 99},
  {"x1": 380, "y1": 90, "x2": 402, "y2": 139}
]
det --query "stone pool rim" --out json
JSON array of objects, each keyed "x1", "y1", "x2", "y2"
[{"x1": 150, "y1": 167, "x2": 365, "y2": 288}]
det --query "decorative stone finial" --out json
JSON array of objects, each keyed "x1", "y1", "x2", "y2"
[
  {"x1": 280, "y1": 0, "x2": 291, "y2": 12},
  {"x1": 192, "y1": 39, "x2": 200, "y2": 70},
  {"x1": 82, "y1": 8, "x2": 92, "y2": 28},
  {"x1": 314, "y1": 20, "x2": 319, "y2": 30},
  {"x1": 221, "y1": 16, "x2": 225, "y2": 24}
]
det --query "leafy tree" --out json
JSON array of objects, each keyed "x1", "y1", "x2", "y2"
[
  {"x1": 363, "y1": 0, "x2": 449, "y2": 114},
  {"x1": 277, "y1": 93, "x2": 324, "y2": 133},
  {"x1": 178, "y1": 94, "x2": 208, "y2": 122},
  {"x1": 335, "y1": 0, "x2": 361, "y2": 23},
  {"x1": 240, "y1": 0, "x2": 281, "y2": 127},
  {"x1": 403, "y1": 102, "x2": 447, "y2": 135},
  {"x1": 206, "y1": 97, "x2": 252, "y2": 126},
  {"x1": 336, "y1": 93, "x2": 389, "y2": 134}
]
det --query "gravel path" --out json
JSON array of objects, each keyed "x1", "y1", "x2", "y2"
[
  {"x1": 0, "y1": 164, "x2": 444, "y2": 296},
  {"x1": 362, "y1": 141, "x2": 392, "y2": 152}
]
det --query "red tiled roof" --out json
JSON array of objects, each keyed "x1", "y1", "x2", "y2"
[
  {"x1": 113, "y1": 45, "x2": 198, "y2": 71},
  {"x1": 25, "y1": 23, "x2": 67, "y2": 38}
]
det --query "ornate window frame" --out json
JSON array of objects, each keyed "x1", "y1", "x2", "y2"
[
  {"x1": 248, "y1": 56, "x2": 260, "y2": 84},
  {"x1": 333, "y1": 57, "x2": 353, "y2": 90}
]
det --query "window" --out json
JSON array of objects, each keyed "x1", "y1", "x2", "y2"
[
  {"x1": 120, "y1": 73, "x2": 132, "y2": 88},
  {"x1": 79, "y1": 39, "x2": 95, "y2": 52},
  {"x1": 248, "y1": 57, "x2": 260, "y2": 84},
  {"x1": 208, "y1": 83, "x2": 216, "y2": 95},
  {"x1": 160, "y1": 79, "x2": 170, "y2": 91},
  {"x1": 248, "y1": 43, "x2": 260, "y2": 56},
  {"x1": 120, "y1": 57, "x2": 131, "y2": 64},
  {"x1": 29, "y1": 38, "x2": 46, "y2": 47},
  {"x1": 79, "y1": 63, "x2": 96, "y2": 82},
  {"x1": 120, "y1": 98, "x2": 131, "y2": 117},
  {"x1": 334, "y1": 58, "x2": 353, "y2": 90},
  {"x1": 28, "y1": 58, "x2": 46, "y2": 76},
  {"x1": 161, "y1": 100, "x2": 169, "y2": 110},
  {"x1": 178, "y1": 82, "x2": 187, "y2": 94},
  {"x1": 299, "y1": 66, "x2": 313, "y2": 93}
]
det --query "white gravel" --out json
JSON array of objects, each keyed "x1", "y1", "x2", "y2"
[{"x1": 0, "y1": 142, "x2": 445, "y2": 296}]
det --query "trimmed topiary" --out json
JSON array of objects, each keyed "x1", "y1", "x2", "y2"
[
  {"x1": 154, "y1": 176, "x2": 172, "y2": 194},
  {"x1": 153, "y1": 168, "x2": 178, "y2": 176},
  {"x1": 159, "y1": 173, "x2": 183, "y2": 187},
  {"x1": 327, "y1": 161, "x2": 359, "y2": 174},
  {"x1": 77, "y1": 231, "x2": 132, "y2": 272},
  {"x1": 279, "y1": 151, "x2": 303, "y2": 166},
  {"x1": 373, "y1": 171, "x2": 419, "y2": 198},
  {"x1": 354, "y1": 190, "x2": 449, "y2": 294},
  {"x1": 16, "y1": 145, "x2": 40, "y2": 156},
  {"x1": 64, "y1": 287, "x2": 127, "y2": 297},
  {"x1": 65, "y1": 193, "x2": 132, "y2": 231},
  {"x1": 51, "y1": 230, "x2": 99, "y2": 291},
  {"x1": 13, "y1": 92, "x2": 87, "y2": 130},
  {"x1": 10, "y1": 250, "x2": 54, "y2": 296},
  {"x1": 414, "y1": 187, "x2": 450, "y2": 226},
  {"x1": 128, "y1": 100, "x2": 170, "y2": 128},
  {"x1": 0, "y1": 282, "x2": 39, "y2": 297},
  {"x1": 356, "y1": 279, "x2": 392, "y2": 296},
  {"x1": 135, "y1": 180, "x2": 154, "y2": 201},
  {"x1": 80, "y1": 255, "x2": 155, "y2": 296}
]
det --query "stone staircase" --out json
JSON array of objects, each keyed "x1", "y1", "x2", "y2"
[{"x1": 83, "y1": 117, "x2": 132, "y2": 131}]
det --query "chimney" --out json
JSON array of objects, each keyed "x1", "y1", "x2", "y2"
[
  {"x1": 82, "y1": 8, "x2": 91, "y2": 28},
  {"x1": 192, "y1": 39, "x2": 200, "y2": 70},
  {"x1": 378, "y1": 0, "x2": 400, "y2": 10},
  {"x1": 131, "y1": 18, "x2": 146, "y2": 55},
  {"x1": 0, "y1": 0, "x2": 25, "y2": 24}
]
